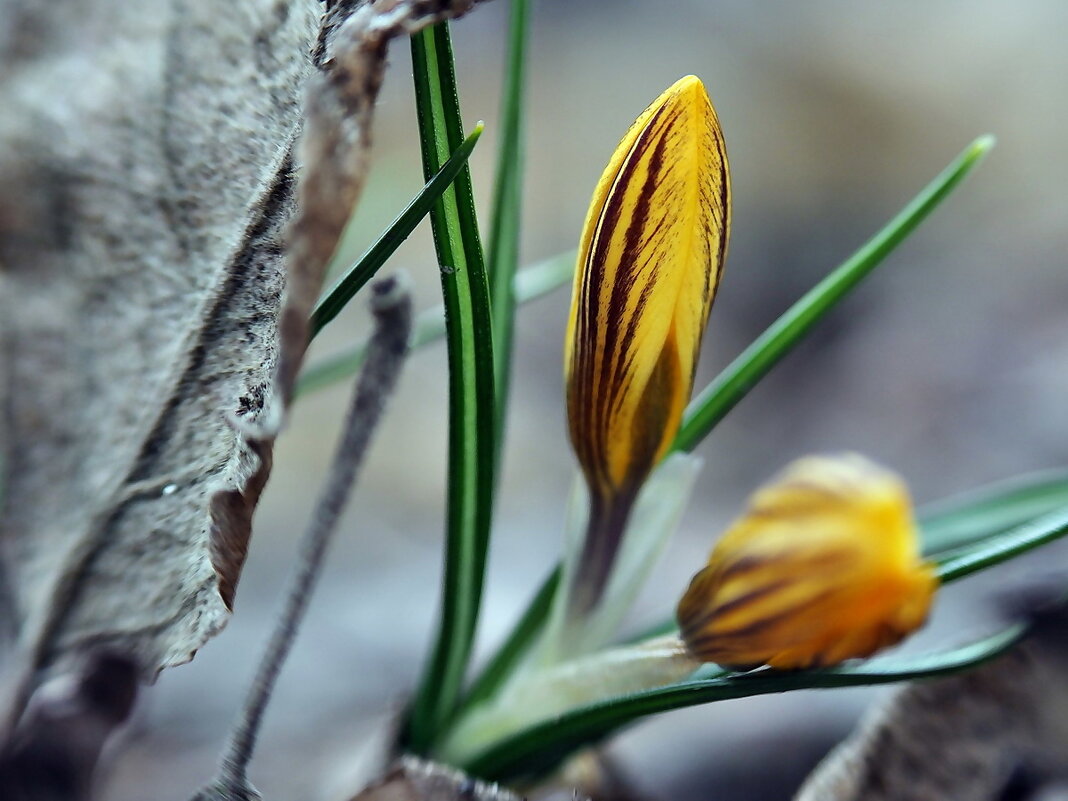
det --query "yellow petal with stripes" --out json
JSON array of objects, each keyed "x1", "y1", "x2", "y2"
[
  {"x1": 566, "y1": 75, "x2": 729, "y2": 499},
  {"x1": 564, "y1": 75, "x2": 730, "y2": 611},
  {"x1": 677, "y1": 454, "x2": 937, "y2": 670}
]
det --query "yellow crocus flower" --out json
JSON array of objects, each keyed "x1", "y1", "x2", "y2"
[
  {"x1": 565, "y1": 75, "x2": 730, "y2": 613},
  {"x1": 677, "y1": 454, "x2": 938, "y2": 670}
]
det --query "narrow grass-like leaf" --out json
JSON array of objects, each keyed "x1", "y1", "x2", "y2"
[
  {"x1": 486, "y1": 0, "x2": 529, "y2": 442},
  {"x1": 921, "y1": 468, "x2": 1068, "y2": 555},
  {"x1": 672, "y1": 135, "x2": 995, "y2": 454},
  {"x1": 309, "y1": 125, "x2": 483, "y2": 338},
  {"x1": 936, "y1": 505, "x2": 1068, "y2": 582},
  {"x1": 462, "y1": 567, "x2": 561, "y2": 710},
  {"x1": 405, "y1": 22, "x2": 496, "y2": 754},
  {"x1": 295, "y1": 251, "x2": 574, "y2": 397},
  {"x1": 461, "y1": 624, "x2": 1025, "y2": 782}
]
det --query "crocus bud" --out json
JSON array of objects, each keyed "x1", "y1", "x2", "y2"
[
  {"x1": 565, "y1": 75, "x2": 730, "y2": 613},
  {"x1": 677, "y1": 454, "x2": 937, "y2": 670}
]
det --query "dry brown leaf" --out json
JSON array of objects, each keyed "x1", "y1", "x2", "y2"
[
  {"x1": 0, "y1": 650, "x2": 138, "y2": 801},
  {"x1": 794, "y1": 604, "x2": 1068, "y2": 801},
  {"x1": 0, "y1": 0, "x2": 322, "y2": 684},
  {"x1": 349, "y1": 758, "x2": 565, "y2": 801},
  {"x1": 0, "y1": 0, "x2": 485, "y2": 695}
]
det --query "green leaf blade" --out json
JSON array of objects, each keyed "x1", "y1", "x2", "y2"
[
  {"x1": 462, "y1": 624, "x2": 1025, "y2": 783},
  {"x1": 295, "y1": 251, "x2": 575, "y2": 398},
  {"x1": 309, "y1": 125, "x2": 484, "y2": 339},
  {"x1": 672, "y1": 135, "x2": 996, "y2": 454},
  {"x1": 405, "y1": 22, "x2": 497, "y2": 755},
  {"x1": 936, "y1": 504, "x2": 1068, "y2": 583},
  {"x1": 486, "y1": 0, "x2": 530, "y2": 444},
  {"x1": 921, "y1": 467, "x2": 1068, "y2": 555}
]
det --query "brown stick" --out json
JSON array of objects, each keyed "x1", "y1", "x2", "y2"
[{"x1": 193, "y1": 278, "x2": 412, "y2": 801}]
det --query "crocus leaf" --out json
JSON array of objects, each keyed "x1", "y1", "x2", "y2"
[
  {"x1": 920, "y1": 467, "x2": 1068, "y2": 555},
  {"x1": 486, "y1": 0, "x2": 530, "y2": 443},
  {"x1": 461, "y1": 567, "x2": 562, "y2": 711},
  {"x1": 309, "y1": 124, "x2": 484, "y2": 338},
  {"x1": 405, "y1": 21, "x2": 497, "y2": 755},
  {"x1": 460, "y1": 624, "x2": 1026, "y2": 783},
  {"x1": 935, "y1": 504, "x2": 1068, "y2": 583},
  {"x1": 295, "y1": 250, "x2": 576, "y2": 397},
  {"x1": 672, "y1": 135, "x2": 995, "y2": 453},
  {"x1": 442, "y1": 635, "x2": 697, "y2": 766}
]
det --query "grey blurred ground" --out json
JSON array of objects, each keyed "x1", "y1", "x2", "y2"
[{"x1": 103, "y1": 2, "x2": 1068, "y2": 799}]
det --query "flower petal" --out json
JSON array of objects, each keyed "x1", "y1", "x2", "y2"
[
  {"x1": 677, "y1": 454, "x2": 938, "y2": 670},
  {"x1": 565, "y1": 75, "x2": 730, "y2": 500}
]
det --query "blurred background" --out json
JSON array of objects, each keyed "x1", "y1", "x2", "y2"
[{"x1": 105, "y1": 1, "x2": 1068, "y2": 798}]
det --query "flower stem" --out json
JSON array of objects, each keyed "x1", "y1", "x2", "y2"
[{"x1": 568, "y1": 488, "x2": 637, "y2": 618}]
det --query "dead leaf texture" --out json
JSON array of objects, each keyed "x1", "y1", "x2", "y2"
[
  {"x1": 0, "y1": 650, "x2": 138, "y2": 801},
  {"x1": 794, "y1": 603, "x2": 1068, "y2": 801},
  {"x1": 350, "y1": 758, "x2": 541, "y2": 801},
  {"x1": 0, "y1": 0, "x2": 486, "y2": 694}
]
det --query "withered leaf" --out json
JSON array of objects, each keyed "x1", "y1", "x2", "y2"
[
  {"x1": 0, "y1": 650, "x2": 139, "y2": 801},
  {"x1": 0, "y1": 0, "x2": 485, "y2": 691},
  {"x1": 0, "y1": 0, "x2": 315, "y2": 683},
  {"x1": 349, "y1": 758, "x2": 528, "y2": 801},
  {"x1": 794, "y1": 603, "x2": 1068, "y2": 800}
]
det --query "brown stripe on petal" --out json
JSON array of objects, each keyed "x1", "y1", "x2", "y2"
[
  {"x1": 701, "y1": 587, "x2": 840, "y2": 644},
  {"x1": 679, "y1": 575, "x2": 796, "y2": 648},
  {"x1": 619, "y1": 340, "x2": 682, "y2": 484},
  {"x1": 713, "y1": 552, "x2": 782, "y2": 582},
  {"x1": 590, "y1": 109, "x2": 673, "y2": 487},
  {"x1": 703, "y1": 578, "x2": 796, "y2": 622}
]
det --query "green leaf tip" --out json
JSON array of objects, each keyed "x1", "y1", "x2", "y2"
[
  {"x1": 671, "y1": 135, "x2": 996, "y2": 454},
  {"x1": 309, "y1": 123, "x2": 484, "y2": 338},
  {"x1": 969, "y1": 133, "x2": 997, "y2": 157}
]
